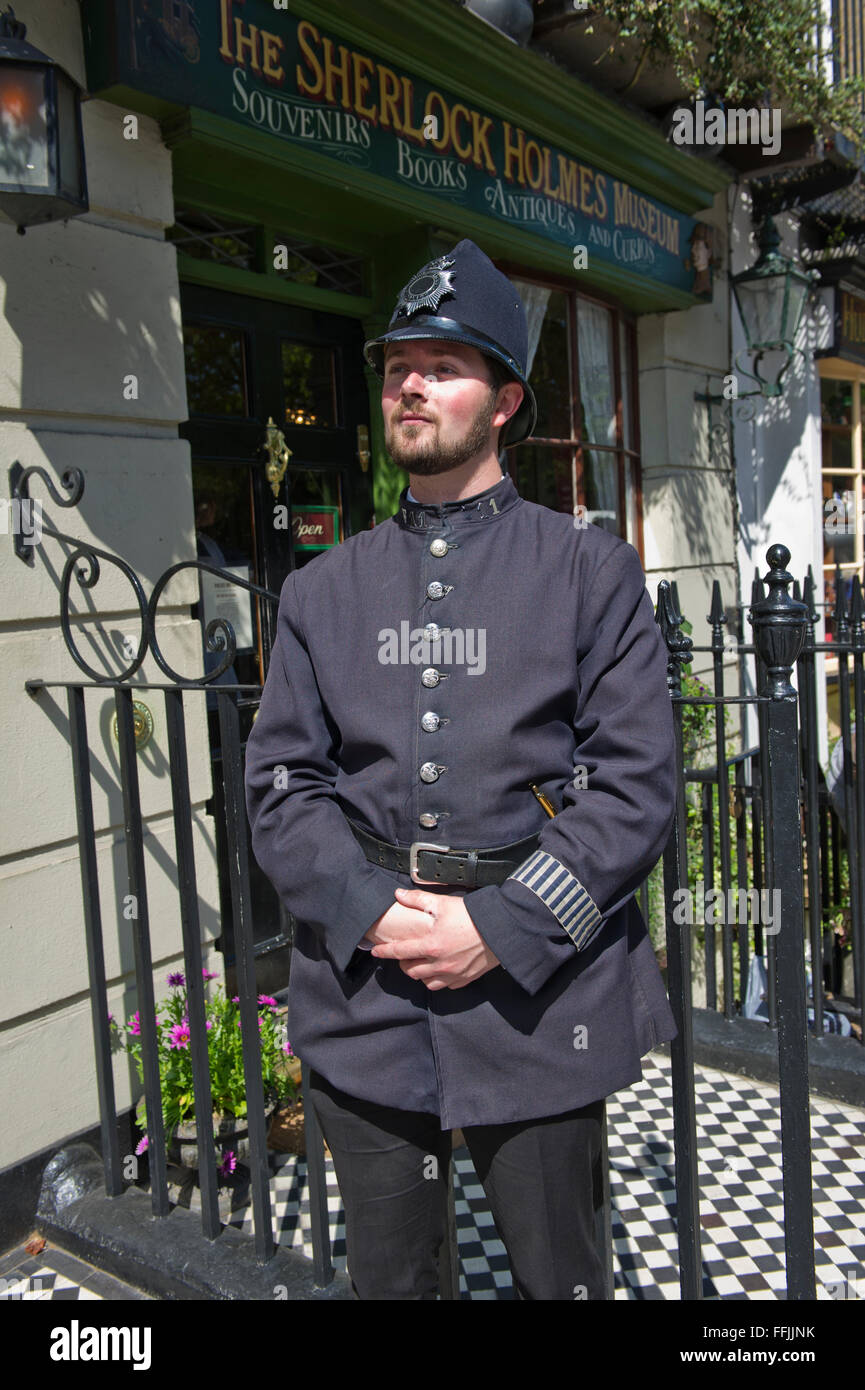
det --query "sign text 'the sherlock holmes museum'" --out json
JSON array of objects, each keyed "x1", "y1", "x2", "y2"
[{"x1": 92, "y1": 0, "x2": 699, "y2": 292}]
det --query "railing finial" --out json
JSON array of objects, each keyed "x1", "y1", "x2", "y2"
[
  {"x1": 655, "y1": 579, "x2": 693, "y2": 696},
  {"x1": 749, "y1": 544, "x2": 808, "y2": 699}
]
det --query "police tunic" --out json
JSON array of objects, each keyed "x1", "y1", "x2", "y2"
[{"x1": 244, "y1": 472, "x2": 678, "y2": 1130}]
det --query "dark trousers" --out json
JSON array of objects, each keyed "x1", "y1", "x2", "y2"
[{"x1": 306, "y1": 1068, "x2": 607, "y2": 1301}]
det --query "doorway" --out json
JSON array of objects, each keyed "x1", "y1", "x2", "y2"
[{"x1": 179, "y1": 283, "x2": 374, "y2": 986}]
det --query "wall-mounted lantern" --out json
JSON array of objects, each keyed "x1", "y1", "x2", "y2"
[
  {"x1": 696, "y1": 214, "x2": 818, "y2": 419},
  {"x1": 0, "y1": 5, "x2": 89, "y2": 234},
  {"x1": 730, "y1": 216, "x2": 818, "y2": 398}
]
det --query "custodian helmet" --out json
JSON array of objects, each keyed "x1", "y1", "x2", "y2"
[{"x1": 363, "y1": 239, "x2": 537, "y2": 447}]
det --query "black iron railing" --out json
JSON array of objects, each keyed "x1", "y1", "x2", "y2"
[
  {"x1": 10, "y1": 458, "x2": 859, "y2": 1300},
  {"x1": 645, "y1": 565, "x2": 863, "y2": 1039},
  {"x1": 654, "y1": 551, "x2": 814, "y2": 1299}
]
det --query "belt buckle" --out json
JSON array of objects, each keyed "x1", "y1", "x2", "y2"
[{"x1": 409, "y1": 841, "x2": 450, "y2": 885}]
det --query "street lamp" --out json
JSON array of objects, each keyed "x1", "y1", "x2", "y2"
[
  {"x1": 730, "y1": 216, "x2": 818, "y2": 397},
  {"x1": 0, "y1": 4, "x2": 88, "y2": 234}
]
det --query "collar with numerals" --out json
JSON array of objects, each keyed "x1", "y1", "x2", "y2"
[{"x1": 394, "y1": 474, "x2": 521, "y2": 531}]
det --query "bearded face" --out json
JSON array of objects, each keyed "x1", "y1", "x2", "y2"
[{"x1": 381, "y1": 340, "x2": 513, "y2": 476}]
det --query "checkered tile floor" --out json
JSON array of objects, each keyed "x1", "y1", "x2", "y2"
[
  {"x1": 4, "y1": 1051, "x2": 862, "y2": 1300},
  {"x1": 222, "y1": 1050, "x2": 865, "y2": 1301},
  {"x1": 0, "y1": 1243, "x2": 152, "y2": 1300}
]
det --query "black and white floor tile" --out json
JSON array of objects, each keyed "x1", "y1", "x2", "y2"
[
  {"x1": 223, "y1": 1051, "x2": 865, "y2": 1300},
  {"x1": 0, "y1": 1243, "x2": 153, "y2": 1300},
  {"x1": 4, "y1": 1051, "x2": 862, "y2": 1300}
]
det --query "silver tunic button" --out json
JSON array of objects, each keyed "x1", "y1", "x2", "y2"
[
  {"x1": 421, "y1": 668, "x2": 440, "y2": 688},
  {"x1": 426, "y1": 580, "x2": 446, "y2": 600},
  {"x1": 421, "y1": 711, "x2": 441, "y2": 732},
  {"x1": 420, "y1": 762, "x2": 440, "y2": 783},
  {"x1": 429, "y1": 538, "x2": 448, "y2": 557},
  {"x1": 418, "y1": 812, "x2": 439, "y2": 829}
]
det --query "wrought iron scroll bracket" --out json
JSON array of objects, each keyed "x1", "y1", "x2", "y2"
[
  {"x1": 694, "y1": 375, "x2": 758, "y2": 470},
  {"x1": 8, "y1": 461, "x2": 85, "y2": 565},
  {"x1": 8, "y1": 460, "x2": 280, "y2": 684}
]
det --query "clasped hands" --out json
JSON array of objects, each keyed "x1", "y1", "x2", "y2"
[{"x1": 361, "y1": 888, "x2": 501, "y2": 991}]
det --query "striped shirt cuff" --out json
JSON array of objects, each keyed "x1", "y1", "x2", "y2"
[{"x1": 508, "y1": 850, "x2": 603, "y2": 951}]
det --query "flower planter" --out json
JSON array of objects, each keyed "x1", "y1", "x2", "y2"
[
  {"x1": 267, "y1": 1096, "x2": 309, "y2": 1158},
  {"x1": 165, "y1": 1100, "x2": 278, "y2": 1170}
]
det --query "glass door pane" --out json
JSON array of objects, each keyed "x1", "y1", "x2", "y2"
[
  {"x1": 184, "y1": 323, "x2": 249, "y2": 417},
  {"x1": 281, "y1": 340, "x2": 338, "y2": 428},
  {"x1": 289, "y1": 466, "x2": 346, "y2": 571},
  {"x1": 192, "y1": 461, "x2": 261, "y2": 692}
]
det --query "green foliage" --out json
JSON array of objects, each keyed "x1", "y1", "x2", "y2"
[
  {"x1": 644, "y1": 669, "x2": 856, "y2": 1008},
  {"x1": 109, "y1": 977, "x2": 299, "y2": 1139},
  {"x1": 585, "y1": 1, "x2": 865, "y2": 142},
  {"x1": 645, "y1": 668, "x2": 737, "y2": 956},
  {"x1": 678, "y1": 668, "x2": 716, "y2": 762}
]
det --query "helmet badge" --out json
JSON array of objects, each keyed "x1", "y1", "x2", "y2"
[{"x1": 392, "y1": 255, "x2": 456, "y2": 320}]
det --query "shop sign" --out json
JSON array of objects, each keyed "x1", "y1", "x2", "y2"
[
  {"x1": 199, "y1": 564, "x2": 255, "y2": 649},
  {"x1": 83, "y1": 0, "x2": 705, "y2": 295},
  {"x1": 291, "y1": 505, "x2": 340, "y2": 550}
]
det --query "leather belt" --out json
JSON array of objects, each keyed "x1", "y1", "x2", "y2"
[{"x1": 347, "y1": 818, "x2": 539, "y2": 888}]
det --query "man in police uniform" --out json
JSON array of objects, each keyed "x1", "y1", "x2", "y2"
[{"x1": 244, "y1": 240, "x2": 678, "y2": 1300}]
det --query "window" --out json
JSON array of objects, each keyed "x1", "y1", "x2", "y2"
[
  {"x1": 820, "y1": 374, "x2": 864, "y2": 639},
  {"x1": 273, "y1": 235, "x2": 365, "y2": 296},
  {"x1": 167, "y1": 210, "x2": 367, "y2": 297},
  {"x1": 281, "y1": 340, "x2": 338, "y2": 428},
  {"x1": 168, "y1": 209, "x2": 259, "y2": 271},
  {"x1": 183, "y1": 322, "x2": 249, "y2": 417},
  {"x1": 504, "y1": 277, "x2": 640, "y2": 550}
]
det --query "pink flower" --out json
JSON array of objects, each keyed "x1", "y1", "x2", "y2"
[
  {"x1": 168, "y1": 1022, "x2": 190, "y2": 1049},
  {"x1": 167, "y1": 972, "x2": 185, "y2": 988},
  {"x1": 231, "y1": 996, "x2": 239, "y2": 1003},
  {"x1": 258, "y1": 994, "x2": 278, "y2": 1010},
  {"x1": 135, "y1": 1135, "x2": 149, "y2": 1156},
  {"x1": 202, "y1": 968, "x2": 218, "y2": 980},
  {"x1": 128, "y1": 1011, "x2": 141, "y2": 1036},
  {"x1": 180, "y1": 1013, "x2": 211, "y2": 1031},
  {"x1": 282, "y1": 1040, "x2": 294, "y2": 1057},
  {"x1": 218, "y1": 1150, "x2": 237, "y2": 1177}
]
